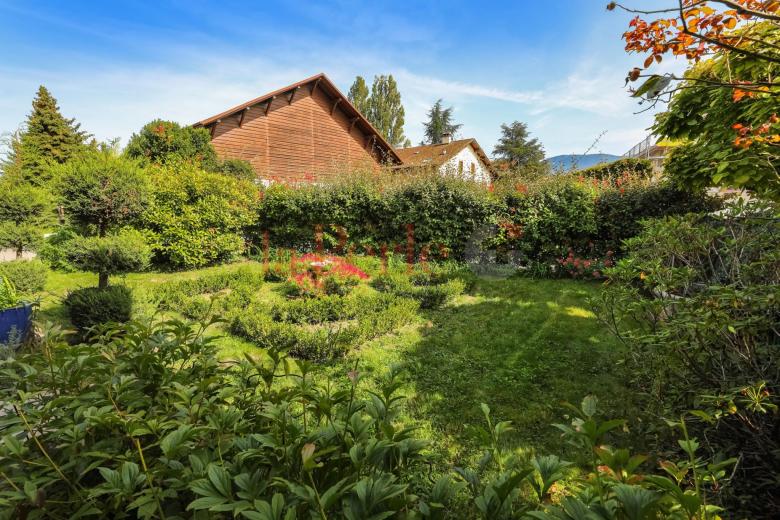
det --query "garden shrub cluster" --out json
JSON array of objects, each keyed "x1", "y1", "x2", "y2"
[
  {"x1": 0, "y1": 259, "x2": 47, "y2": 293},
  {"x1": 495, "y1": 172, "x2": 718, "y2": 275},
  {"x1": 0, "y1": 319, "x2": 741, "y2": 518},
  {"x1": 142, "y1": 162, "x2": 257, "y2": 269},
  {"x1": 231, "y1": 291, "x2": 420, "y2": 361},
  {"x1": 592, "y1": 200, "x2": 780, "y2": 516},
  {"x1": 154, "y1": 266, "x2": 264, "y2": 320},
  {"x1": 575, "y1": 157, "x2": 653, "y2": 180},
  {"x1": 64, "y1": 285, "x2": 133, "y2": 335},
  {"x1": 372, "y1": 266, "x2": 469, "y2": 309}
]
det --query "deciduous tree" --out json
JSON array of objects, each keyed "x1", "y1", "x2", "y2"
[
  {"x1": 612, "y1": 1, "x2": 780, "y2": 198},
  {"x1": 348, "y1": 75, "x2": 410, "y2": 147}
]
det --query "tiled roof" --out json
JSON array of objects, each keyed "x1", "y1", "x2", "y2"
[{"x1": 395, "y1": 139, "x2": 491, "y2": 168}]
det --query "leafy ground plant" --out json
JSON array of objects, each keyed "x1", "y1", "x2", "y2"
[{"x1": 0, "y1": 319, "x2": 430, "y2": 518}]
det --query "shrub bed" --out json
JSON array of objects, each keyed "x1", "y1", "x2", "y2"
[
  {"x1": 231, "y1": 292, "x2": 419, "y2": 361},
  {"x1": 0, "y1": 259, "x2": 47, "y2": 293},
  {"x1": 155, "y1": 267, "x2": 263, "y2": 320}
]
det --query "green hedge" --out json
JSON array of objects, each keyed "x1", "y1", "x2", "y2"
[
  {"x1": 254, "y1": 174, "x2": 495, "y2": 259},
  {"x1": 499, "y1": 176, "x2": 719, "y2": 265},
  {"x1": 575, "y1": 157, "x2": 653, "y2": 180}
]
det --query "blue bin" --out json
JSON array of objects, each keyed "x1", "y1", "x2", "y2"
[{"x1": 0, "y1": 304, "x2": 33, "y2": 344}]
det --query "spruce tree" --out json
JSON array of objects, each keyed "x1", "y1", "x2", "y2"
[
  {"x1": 366, "y1": 75, "x2": 408, "y2": 148},
  {"x1": 422, "y1": 99, "x2": 462, "y2": 145},
  {"x1": 5, "y1": 86, "x2": 88, "y2": 186},
  {"x1": 347, "y1": 76, "x2": 370, "y2": 118},
  {"x1": 492, "y1": 121, "x2": 547, "y2": 169}
]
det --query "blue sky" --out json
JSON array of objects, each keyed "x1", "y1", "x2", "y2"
[{"x1": 0, "y1": 0, "x2": 681, "y2": 157}]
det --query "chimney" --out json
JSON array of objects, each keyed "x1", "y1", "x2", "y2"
[{"x1": 440, "y1": 132, "x2": 451, "y2": 144}]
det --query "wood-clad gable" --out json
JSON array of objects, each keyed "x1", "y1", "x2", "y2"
[{"x1": 194, "y1": 74, "x2": 401, "y2": 183}]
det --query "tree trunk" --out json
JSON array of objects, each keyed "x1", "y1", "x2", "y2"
[
  {"x1": 98, "y1": 272, "x2": 109, "y2": 289},
  {"x1": 16, "y1": 246, "x2": 23, "y2": 259}
]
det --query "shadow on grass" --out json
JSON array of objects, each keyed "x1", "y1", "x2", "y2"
[{"x1": 393, "y1": 277, "x2": 631, "y2": 464}]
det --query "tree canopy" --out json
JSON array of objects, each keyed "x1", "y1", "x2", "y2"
[
  {"x1": 421, "y1": 99, "x2": 462, "y2": 145},
  {"x1": 125, "y1": 120, "x2": 218, "y2": 169},
  {"x1": 614, "y1": 1, "x2": 780, "y2": 198},
  {"x1": 492, "y1": 121, "x2": 547, "y2": 170},
  {"x1": 2, "y1": 86, "x2": 89, "y2": 186},
  {"x1": 348, "y1": 75, "x2": 409, "y2": 147}
]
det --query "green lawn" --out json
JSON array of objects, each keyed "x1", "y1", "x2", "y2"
[
  {"x1": 333, "y1": 276, "x2": 629, "y2": 467},
  {"x1": 39, "y1": 262, "x2": 629, "y2": 467}
]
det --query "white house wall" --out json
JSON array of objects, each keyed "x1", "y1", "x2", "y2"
[{"x1": 440, "y1": 146, "x2": 490, "y2": 183}]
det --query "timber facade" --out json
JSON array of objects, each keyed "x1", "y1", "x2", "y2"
[{"x1": 194, "y1": 74, "x2": 401, "y2": 183}]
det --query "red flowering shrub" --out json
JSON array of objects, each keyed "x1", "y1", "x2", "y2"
[
  {"x1": 287, "y1": 254, "x2": 369, "y2": 297},
  {"x1": 557, "y1": 249, "x2": 614, "y2": 279}
]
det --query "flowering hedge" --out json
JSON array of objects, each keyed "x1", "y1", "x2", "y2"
[{"x1": 253, "y1": 173, "x2": 496, "y2": 259}]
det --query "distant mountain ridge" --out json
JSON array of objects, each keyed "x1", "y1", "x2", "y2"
[{"x1": 546, "y1": 153, "x2": 621, "y2": 172}]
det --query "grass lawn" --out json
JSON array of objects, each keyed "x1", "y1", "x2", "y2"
[
  {"x1": 39, "y1": 262, "x2": 629, "y2": 467},
  {"x1": 334, "y1": 275, "x2": 629, "y2": 467}
]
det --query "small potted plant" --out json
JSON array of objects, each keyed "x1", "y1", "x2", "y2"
[{"x1": 0, "y1": 276, "x2": 33, "y2": 345}]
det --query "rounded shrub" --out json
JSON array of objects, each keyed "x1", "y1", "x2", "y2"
[
  {"x1": 66, "y1": 229, "x2": 151, "y2": 288},
  {"x1": 0, "y1": 259, "x2": 47, "y2": 293},
  {"x1": 64, "y1": 285, "x2": 133, "y2": 334}
]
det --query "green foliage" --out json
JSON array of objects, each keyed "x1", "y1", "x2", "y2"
[
  {"x1": 422, "y1": 99, "x2": 462, "y2": 145},
  {"x1": 57, "y1": 148, "x2": 150, "y2": 235},
  {"x1": 347, "y1": 76, "x2": 370, "y2": 117},
  {"x1": 37, "y1": 227, "x2": 79, "y2": 271},
  {"x1": 231, "y1": 292, "x2": 419, "y2": 360},
  {"x1": 0, "y1": 276, "x2": 23, "y2": 310},
  {"x1": 575, "y1": 157, "x2": 653, "y2": 181},
  {"x1": 0, "y1": 181, "x2": 51, "y2": 257},
  {"x1": 592, "y1": 201, "x2": 780, "y2": 514},
  {"x1": 155, "y1": 267, "x2": 263, "y2": 320},
  {"x1": 66, "y1": 229, "x2": 151, "y2": 288},
  {"x1": 492, "y1": 121, "x2": 547, "y2": 171},
  {"x1": 0, "y1": 260, "x2": 47, "y2": 293},
  {"x1": 0, "y1": 319, "x2": 434, "y2": 518},
  {"x1": 1, "y1": 85, "x2": 88, "y2": 186},
  {"x1": 453, "y1": 397, "x2": 734, "y2": 519},
  {"x1": 215, "y1": 157, "x2": 256, "y2": 181},
  {"x1": 593, "y1": 181, "x2": 719, "y2": 253},
  {"x1": 142, "y1": 162, "x2": 257, "y2": 268},
  {"x1": 497, "y1": 175, "x2": 717, "y2": 270},
  {"x1": 255, "y1": 174, "x2": 494, "y2": 259},
  {"x1": 654, "y1": 24, "x2": 780, "y2": 199},
  {"x1": 64, "y1": 285, "x2": 133, "y2": 333},
  {"x1": 372, "y1": 266, "x2": 468, "y2": 309},
  {"x1": 125, "y1": 119, "x2": 218, "y2": 169},
  {"x1": 366, "y1": 74, "x2": 408, "y2": 148}
]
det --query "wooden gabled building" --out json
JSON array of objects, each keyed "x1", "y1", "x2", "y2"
[{"x1": 194, "y1": 73, "x2": 402, "y2": 183}]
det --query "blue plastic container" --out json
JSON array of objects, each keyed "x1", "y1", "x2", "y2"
[{"x1": 0, "y1": 304, "x2": 33, "y2": 344}]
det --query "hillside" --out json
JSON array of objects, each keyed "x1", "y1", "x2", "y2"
[{"x1": 547, "y1": 153, "x2": 620, "y2": 172}]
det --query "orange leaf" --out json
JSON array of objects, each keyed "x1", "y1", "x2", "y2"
[
  {"x1": 644, "y1": 55, "x2": 654, "y2": 68},
  {"x1": 724, "y1": 17, "x2": 737, "y2": 29}
]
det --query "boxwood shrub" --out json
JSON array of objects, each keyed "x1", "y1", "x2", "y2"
[{"x1": 64, "y1": 285, "x2": 133, "y2": 335}]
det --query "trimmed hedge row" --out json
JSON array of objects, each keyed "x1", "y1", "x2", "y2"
[
  {"x1": 254, "y1": 174, "x2": 496, "y2": 259},
  {"x1": 231, "y1": 292, "x2": 419, "y2": 361}
]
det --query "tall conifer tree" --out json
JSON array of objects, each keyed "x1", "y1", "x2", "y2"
[
  {"x1": 3, "y1": 86, "x2": 88, "y2": 186},
  {"x1": 421, "y1": 99, "x2": 461, "y2": 145}
]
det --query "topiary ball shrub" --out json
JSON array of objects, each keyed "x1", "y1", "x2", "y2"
[
  {"x1": 64, "y1": 286, "x2": 133, "y2": 335},
  {"x1": 0, "y1": 259, "x2": 47, "y2": 293}
]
